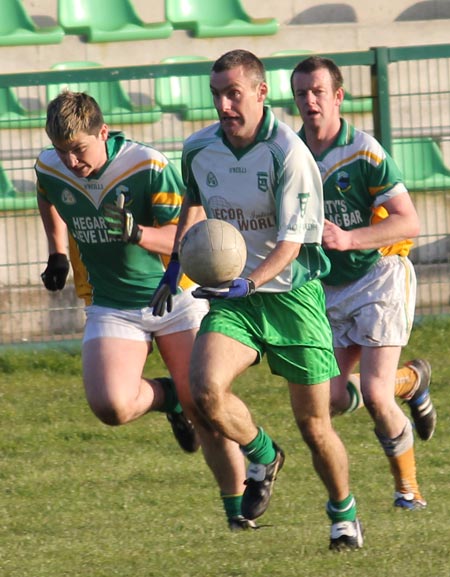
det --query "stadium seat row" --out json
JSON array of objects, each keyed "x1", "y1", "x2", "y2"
[
  {"x1": 2, "y1": 137, "x2": 450, "y2": 212},
  {"x1": 0, "y1": 0, "x2": 279, "y2": 46},
  {"x1": 0, "y1": 56, "x2": 373, "y2": 129}
]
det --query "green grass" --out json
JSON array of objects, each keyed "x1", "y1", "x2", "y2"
[{"x1": 1, "y1": 317, "x2": 449, "y2": 577}]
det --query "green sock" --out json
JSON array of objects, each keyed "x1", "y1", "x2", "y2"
[
  {"x1": 344, "y1": 381, "x2": 362, "y2": 414},
  {"x1": 240, "y1": 427, "x2": 276, "y2": 465},
  {"x1": 221, "y1": 492, "x2": 243, "y2": 521},
  {"x1": 154, "y1": 377, "x2": 182, "y2": 414},
  {"x1": 326, "y1": 494, "x2": 357, "y2": 523}
]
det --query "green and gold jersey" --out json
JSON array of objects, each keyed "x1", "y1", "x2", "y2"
[
  {"x1": 299, "y1": 119, "x2": 413, "y2": 285},
  {"x1": 35, "y1": 131, "x2": 186, "y2": 308},
  {"x1": 183, "y1": 107, "x2": 330, "y2": 292}
]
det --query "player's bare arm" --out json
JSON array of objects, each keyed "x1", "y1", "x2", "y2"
[
  {"x1": 248, "y1": 240, "x2": 301, "y2": 288},
  {"x1": 138, "y1": 223, "x2": 178, "y2": 256},
  {"x1": 173, "y1": 197, "x2": 207, "y2": 252},
  {"x1": 322, "y1": 192, "x2": 420, "y2": 252},
  {"x1": 37, "y1": 195, "x2": 68, "y2": 254}
]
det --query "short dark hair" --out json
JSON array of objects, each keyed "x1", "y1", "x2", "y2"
[
  {"x1": 290, "y1": 56, "x2": 344, "y2": 94},
  {"x1": 212, "y1": 49, "x2": 266, "y2": 84},
  {"x1": 46, "y1": 91, "x2": 104, "y2": 143}
]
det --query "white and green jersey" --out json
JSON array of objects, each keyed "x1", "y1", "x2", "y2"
[
  {"x1": 299, "y1": 119, "x2": 412, "y2": 285},
  {"x1": 35, "y1": 131, "x2": 185, "y2": 308},
  {"x1": 183, "y1": 107, "x2": 329, "y2": 292}
]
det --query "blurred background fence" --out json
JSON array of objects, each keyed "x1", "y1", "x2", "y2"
[{"x1": 0, "y1": 44, "x2": 449, "y2": 344}]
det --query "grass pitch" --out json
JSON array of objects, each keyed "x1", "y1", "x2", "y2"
[{"x1": 1, "y1": 317, "x2": 449, "y2": 577}]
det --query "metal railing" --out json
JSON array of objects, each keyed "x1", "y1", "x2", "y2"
[{"x1": 0, "y1": 45, "x2": 449, "y2": 344}]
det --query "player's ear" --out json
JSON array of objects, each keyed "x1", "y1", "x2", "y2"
[
  {"x1": 258, "y1": 81, "x2": 268, "y2": 101},
  {"x1": 336, "y1": 87, "x2": 345, "y2": 106},
  {"x1": 99, "y1": 124, "x2": 109, "y2": 141}
]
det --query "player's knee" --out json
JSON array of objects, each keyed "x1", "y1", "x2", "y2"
[
  {"x1": 189, "y1": 375, "x2": 223, "y2": 422},
  {"x1": 330, "y1": 378, "x2": 353, "y2": 415},
  {"x1": 192, "y1": 387, "x2": 219, "y2": 419},
  {"x1": 88, "y1": 400, "x2": 129, "y2": 426},
  {"x1": 330, "y1": 394, "x2": 349, "y2": 415},
  {"x1": 297, "y1": 417, "x2": 329, "y2": 452},
  {"x1": 361, "y1": 390, "x2": 387, "y2": 419}
]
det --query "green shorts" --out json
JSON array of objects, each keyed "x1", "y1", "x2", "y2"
[{"x1": 198, "y1": 279, "x2": 339, "y2": 384}]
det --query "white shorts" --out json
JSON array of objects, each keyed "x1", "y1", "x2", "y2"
[
  {"x1": 83, "y1": 287, "x2": 209, "y2": 343},
  {"x1": 323, "y1": 256, "x2": 416, "y2": 348}
]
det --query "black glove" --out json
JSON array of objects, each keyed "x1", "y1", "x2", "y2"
[
  {"x1": 103, "y1": 203, "x2": 143, "y2": 244},
  {"x1": 40, "y1": 253, "x2": 70, "y2": 291}
]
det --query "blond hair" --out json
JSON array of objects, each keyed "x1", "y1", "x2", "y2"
[{"x1": 46, "y1": 91, "x2": 104, "y2": 142}]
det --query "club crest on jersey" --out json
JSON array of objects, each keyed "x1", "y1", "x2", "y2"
[
  {"x1": 206, "y1": 172, "x2": 218, "y2": 187},
  {"x1": 335, "y1": 171, "x2": 351, "y2": 193},
  {"x1": 61, "y1": 188, "x2": 76, "y2": 205},
  {"x1": 297, "y1": 192, "x2": 310, "y2": 217},
  {"x1": 257, "y1": 172, "x2": 269, "y2": 192}
]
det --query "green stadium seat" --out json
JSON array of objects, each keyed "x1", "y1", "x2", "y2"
[
  {"x1": 392, "y1": 137, "x2": 450, "y2": 191},
  {"x1": 155, "y1": 56, "x2": 217, "y2": 122},
  {"x1": 163, "y1": 149, "x2": 182, "y2": 175},
  {"x1": 58, "y1": 0, "x2": 173, "y2": 43},
  {"x1": 0, "y1": 87, "x2": 29, "y2": 125},
  {"x1": 0, "y1": 163, "x2": 15, "y2": 198},
  {"x1": 0, "y1": 0, "x2": 64, "y2": 46},
  {"x1": 340, "y1": 93, "x2": 373, "y2": 114},
  {"x1": 266, "y1": 50, "x2": 312, "y2": 108},
  {"x1": 0, "y1": 163, "x2": 37, "y2": 211},
  {"x1": 0, "y1": 87, "x2": 45, "y2": 129},
  {"x1": 46, "y1": 61, "x2": 162, "y2": 125},
  {"x1": 0, "y1": 194, "x2": 38, "y2": 211},
  {"x1": 266, "y1": 50, "x2": 372, "y2": 115},
  {"x1": 165, "y1": 0, "x2": 278, "y2": 37}
]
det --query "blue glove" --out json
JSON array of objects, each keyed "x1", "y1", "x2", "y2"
[
  {"x1": 192, "y1": 278, "x2": 256, "y2": 300},
  {"x1": 150, "y1": 253, "x2": 182, "y2": 316}
]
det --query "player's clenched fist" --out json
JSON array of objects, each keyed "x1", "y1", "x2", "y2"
[
  {"x1": 322, "y1": 219, "x2": 352, "y2": 251},
  {"x1": 103, "y1": 203, "x2": 143, "y2": 244},
  {"x1": 41, "y1": 253, "x2": 70, "y2": 291}
]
